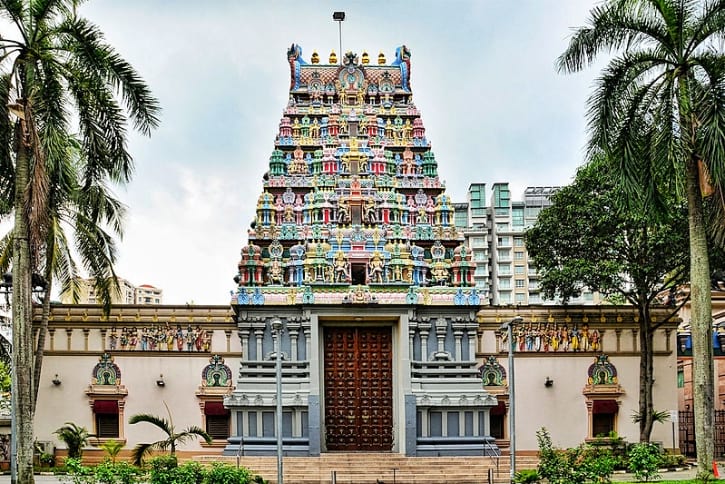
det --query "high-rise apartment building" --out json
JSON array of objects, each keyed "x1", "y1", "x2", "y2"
[
  {"x1": 458, "y1": 183, "x2": 597, "y2": 306},
  {"x1": 60, "y1": 278, "x2": 163, "y2": 305}
]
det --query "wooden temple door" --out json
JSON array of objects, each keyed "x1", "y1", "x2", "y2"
[{"x1": 323, "y1": 326, "x2": 393, "y2": 451}]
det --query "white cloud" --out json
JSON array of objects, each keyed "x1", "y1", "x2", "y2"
[{"x1": 65, "y1": 0, "x2": 603, "y2": 303}]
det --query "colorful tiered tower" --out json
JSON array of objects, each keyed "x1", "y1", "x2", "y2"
[
  {"x1": 225, "y1": 45, "x2": 494, "y2": 458},
  {"x1": 233, "y1": 43, "x2": 478, "y2": 306}
]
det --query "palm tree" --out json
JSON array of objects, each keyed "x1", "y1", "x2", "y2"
[
  {"x1": 54, "y1": 422, "x2": 92, "y2": 460},
  {"x1": 129, "y1": 405, "x2": 212, "y2": 466},
  {"x1": 0, "y1": 136, "x2": 128, "y2": 406},
  {"x1": 0, "y1": 3, "x2": 159, "y2": 483},
  {"x1": 557, "y1": 0, "x2": 725, "y2": 474}
]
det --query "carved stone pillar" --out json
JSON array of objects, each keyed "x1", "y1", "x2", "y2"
[
  {"x1": 452, "y1": 321, "x2": 465, "y2": 361},
  {"x1": 288, "y1": 319, "x2": 301, "y2": 361},
  {"x1": 419, "y1": 320, "x2": 431, "y2": 361},
  {"x1": 254, "y1": 328, "x2": 264, "y2": 360}
]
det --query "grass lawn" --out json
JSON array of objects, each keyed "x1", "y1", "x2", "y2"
[{"x1": 657, "y1": 481, "x2": 704, "y2": 483}]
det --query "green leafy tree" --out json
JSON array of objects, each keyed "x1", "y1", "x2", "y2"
[
  {"x1": 0, "y1": 361, "x2": 11, "y2": 392},
  {"x1": 557, "y1": 0, "x2": 725, "y2": 473},
  {"x1": 0, "y1": 3, "x2": 159, "y2": 483},
  {"x1": 129, "y1": 404, "x2": 212, "y2": 466},
  {"x1": 54, "y1": 422, "x2": 92, "y2": 460},
  {"x1": 526, "y1": 159, "x2": 688, "y2": 442}
]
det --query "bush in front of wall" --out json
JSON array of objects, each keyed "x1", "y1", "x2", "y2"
[
  {"x1": 536, "y1": 427, "x2": 588, "y2": 484},
  {"x1": 578, "y1": 445, "x2": 618, "y2": 483},
  {"x1": 627, "y1": 442, "x2": 662, "y2": 482},
  {"x1": 513, "y1": 468, "x2": 541, "y2": 483},
  {"x1": 93, "y1": 460, "x2": 143, "y2": 484},
  {"x1": 204, "y1": 462, "x2": 254, "y2": 484}
]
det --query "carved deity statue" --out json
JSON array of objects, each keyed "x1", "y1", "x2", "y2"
[{"x1": 368, "y1": 252, "x2": 385, "y2": 283}]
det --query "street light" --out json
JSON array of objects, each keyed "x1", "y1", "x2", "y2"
[
  {"x1": 332, "y1": 11, "x2": 345, "y2": 65},
  {"x1": 499, "y1": 316, "x2": 522, "y2": 483},
  {"x1": 271, "y1": 318, "x2": 284, "y2": 484}
]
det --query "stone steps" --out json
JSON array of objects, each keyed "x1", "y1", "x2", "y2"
[{"x1": 194, "y1": 453, "x2": 539, "y2": 484}]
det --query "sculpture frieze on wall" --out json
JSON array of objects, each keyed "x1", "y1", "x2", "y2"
[{"x1": 108, "y1": 325, "x2": 212, "y2": 352}]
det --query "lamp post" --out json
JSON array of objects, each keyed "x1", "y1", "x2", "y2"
[
  {"x1": 271, "y1": 318, "x2": 284, "y2": 484},
  {"x1": 333, "y1": 11, "x2": 345, "y2": 65},
  {"x1": 499, "y1": 316, "x2": 522, "y2": 483},
  {"x1": 0, "y1": 271, "x2": 46, "y2": 484},
  {"x1": 0, "y1": 273, "x2": 15, "y2": 484}
]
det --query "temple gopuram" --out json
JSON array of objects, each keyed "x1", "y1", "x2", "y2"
[{"x1": 224, "y1": 44, "x2": 496, "y2": 457}]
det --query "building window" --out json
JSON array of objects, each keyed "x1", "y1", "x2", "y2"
[
  {"x1": 515, "y1": 251, "x2": 524, "y2": 260},
  {"x1": 93, "y1": 400, "x2": 120, "y2": 439},
  {"x1": 515, "y1": 293, "x2": 525, "y2": 303},
  {"x1": 204, "y1": 402, "x2": 231, "y2": 440},
  {"x1": 515, "y1": 279, "x2": 525, "y2": 288},
  {"x1": 471, "y1": 237, "x2": 486, "y2": 248},
  {"x1": 515, "y1": 265, "x2": 525, "y2": 275},
  {"x1": 490, "y1": 402, "x2": 506, "y2": 439},
  {"x1": 495, "y1": 223, "x2": 509, "y2": 232},
  {"x1": 591, "y1": 400, "x2": 618, "y2": 437},
  {"x1": 514, "y1": 237, "x2": 524, "y2": 247}
]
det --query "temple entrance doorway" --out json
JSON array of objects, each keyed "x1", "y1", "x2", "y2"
[{"x1": 323, "y1": 326, "x2": 394, "y2": 451}]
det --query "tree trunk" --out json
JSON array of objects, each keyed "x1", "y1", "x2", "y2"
[
  {"x1": 638, "y1": 304, "x2": 656, "y2": 442},
  {"x1": 687, "y1": 154, "x2": 714, "y2": 475},
  {"x1": 12, "y1": 110, "x2": 36, "y2": 484}
]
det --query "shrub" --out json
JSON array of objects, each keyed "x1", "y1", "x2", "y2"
[
  {"x1": 576, "y1": 445, "x2": 617, "y2": 483},
  {"x1": 93, "y1": 460, "x2": 142, "y2": 484},
  {"x1": 54, "y1": 423, "x2": 93, "y2": 459},
  {"x1": 536, "y1": 427, "x2": 587, "y2": 484},
  {"x1": 61, "y1": 458, "x2": 94, "y2": 484},
  {"x1": 627, "y1": 442, "x2": 662, "y2": 482},
  {"x1": 148, "y1": 455, "x2": 180, "y2": 484},
  {"x1": 204, "y1": 462, "x2": 253, "y2": 484},
  {"x1": 659, "y1": 453, "x2": 686, "y2": 468},
  {"x1": 39, "y1": 452, "x2": 55, "y2": 467},
  {"x1": 513, "y1": 468, "x2": 540, "y2": 483}
]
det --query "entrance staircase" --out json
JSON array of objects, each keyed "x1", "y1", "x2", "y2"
[{"x1": 195, "y1": 453, "x2": 540, "y2": 484}]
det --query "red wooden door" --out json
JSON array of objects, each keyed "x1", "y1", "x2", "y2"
[{"x1": 323, "y1": 326, "x2": 393, "y2": 451}]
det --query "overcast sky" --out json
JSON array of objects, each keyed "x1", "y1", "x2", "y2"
[{"x1": 72, "y1": 0, "x2": 601, "y2": 304}]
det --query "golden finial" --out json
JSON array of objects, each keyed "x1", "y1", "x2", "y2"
[
  {"x1": 311, "y1": 51, "x2": 320, "y2": 64},
  {"x1": 329, "y1": 50, "x2": 337, "y2": 64},
  {"x1": 378, "y1": 51, "x2": 386, "y2": 65},
  {"x1": 362, "y1": 51, "x2": 370, "y2": 64}
]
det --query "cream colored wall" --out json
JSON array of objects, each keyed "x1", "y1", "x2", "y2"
[
  {"x1": 35, "y1": 353, "x2": 242, "y2": 453},
  {"x1": 479, "y1": 321, "x2": 679, "y2": 451},
  {"x1": 507, "y1": 352, "x2": 678, "y2": 450}
]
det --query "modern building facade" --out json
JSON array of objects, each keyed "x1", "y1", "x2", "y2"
[
  {"x1": 60, "y1": 278, "x2": 163, "y2": 305},
  {"x1": 457, "y1": 183, "x2": 599, "y2": 306}
]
